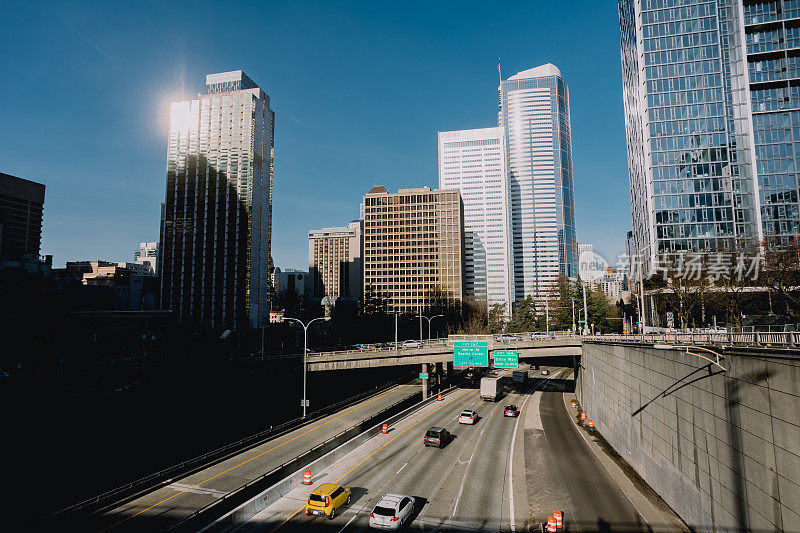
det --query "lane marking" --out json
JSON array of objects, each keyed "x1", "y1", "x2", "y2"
[
  {"x1": 450, "y1": 406, "x2": 500, "y2": 519},
  {"x1": 101, "y1": 384, "x2": 406, "y2": 532},
  {"x1": 336, "y1": 508, "x2": 361, "y2": 533},
  {"x1": 396, "y1": 462, "x2": 408, "y2": 475},
  {"x1": 271, "y1": 389, "x2": 472, "y2": 532},
  {"x1": 508, "y1": 387, "x2": 535, "y2": 532},
  {"x1": 451, "y1": 447, "x2": 475, "y2": 516},
  {"x1": 509, "y1": 366, "x2": 559, "y2": 532}
]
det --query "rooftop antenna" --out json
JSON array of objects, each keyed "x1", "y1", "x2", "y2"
[{"x1": 497, "y1": 58, "x2": 502, "y2": 84}]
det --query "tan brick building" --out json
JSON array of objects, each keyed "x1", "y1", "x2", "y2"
[
  {"x1": 308, "y1": 220, "x2": 362, "y2": 301},
  {"x1": 362, "y1": 186, "x2": 464, "y2": 313}
]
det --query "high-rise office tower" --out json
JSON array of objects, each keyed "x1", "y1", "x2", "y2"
[
  {"x1": 618, "y1": 1, "x2": 782, "y2": 274},
  {"x1": 499, "y1": 64, "x2": 578, "y2": 301},
  {"x1": 308, "y1": 220, "x2": 363, "y2": 302},
  {"x1": 438, "y1": 127, "x2": 513, "y2": 316},
  {"x1": 159, "y1": 70, "x2": 274, "y2": 329},
  {"x1": 362, "y1": 186, "x2": 464, "y2": 314},
  {"x1": 134, "y1": 242, "x2": 158, "y2": 275},
  {"x1": 0, "y1": 172, "x2": 45, "y2": 261},
  {"x1": 745, "y1": 4, "x2": 800, "y2": 243}
]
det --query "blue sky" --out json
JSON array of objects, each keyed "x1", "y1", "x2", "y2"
[{"x1": 0, "y1": 1, "x2": 629, "y2": 269}]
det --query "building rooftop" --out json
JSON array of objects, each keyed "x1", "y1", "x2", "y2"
[
  {"x1": 507, "y1": 63, "x2": 561, "y2": 80},
  {"x1": 204, "y1": 70, "x2": 259, "y2": 94}
]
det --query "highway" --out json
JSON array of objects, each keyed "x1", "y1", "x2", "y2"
[
  {"x1": 239, "y1": 365, "x2": 669, "y2": 532},
  {"x1": 88, "y1": 382, "x2": 421, "y2": 532}
]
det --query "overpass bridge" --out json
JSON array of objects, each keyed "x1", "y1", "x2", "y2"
[{"x1": 305, "y1": 334, "x2": 582, "y2": 371}]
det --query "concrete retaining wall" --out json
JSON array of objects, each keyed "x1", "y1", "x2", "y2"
[{"x1": 578, "y1": 342, "x2": 800, "y2": 532}]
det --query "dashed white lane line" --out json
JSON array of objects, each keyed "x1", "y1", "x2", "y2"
[
  {"x1": 508, "y1": 389, "x2": 535, "y2": 532},
  {"x1": 396, "y1": 462, "x2": 408, "y2": 475}
]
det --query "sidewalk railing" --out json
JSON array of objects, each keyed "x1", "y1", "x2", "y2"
[{"x1": 583, "y1": 331, "x2": 800, "y2": 348}]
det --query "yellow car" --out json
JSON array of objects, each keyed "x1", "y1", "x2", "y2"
[{"x1": 304, "y1": 482, "x2": 352, "y2": 519}]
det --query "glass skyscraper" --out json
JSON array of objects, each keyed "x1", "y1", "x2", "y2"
[
  {"x1": 745, "y1": 1, "x2": 800, "y2": 241},
  {"x1": 438, "y1": 127, "x2": 514, "y2": 316},
  {"x1": 620, "y1": 0, "x2": 800, "y2": 273},
  {"x1": 499, "y1": 64, "x2": 578, "y2": 300},
  {"x1": 159, "y1": 70, "x2": 274, "y2": 329}
]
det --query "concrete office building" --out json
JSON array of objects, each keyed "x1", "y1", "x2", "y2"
[
  {"x1": 619, "y1": 0, "x2": 800, "y2": 273},
  {"x1": 499, "y1": 64, "x2": 578, "y2": 300},
  {"x1": 159, "y1": 70, "x2": 274, "y2": 329},
  {"x1": 362, "y1": 186, "x2": 464, "y2": 314},
  {"x1": 308, "y1": 220, "x2": 363, "y2": 302},
  {"x1": 134, "y1": 242, "x2": 158, "y2": 275},
  {"x1": 0, "y1": 172, "x2": 45, "y2": 261},
  {"x1": 438, "y1": 127, "x2": 513, "y2": 318},
  {"x1": 271, "y1": 267, "x2": 310, "y2": 298}
]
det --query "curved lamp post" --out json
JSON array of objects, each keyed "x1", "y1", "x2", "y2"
[{"x1": 284, "y1": 316, "x2": 330, "y2": 417}]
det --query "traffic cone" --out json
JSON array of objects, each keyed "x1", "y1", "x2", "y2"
[{"x1": 302, "y1": 469, "x2": 311, "y2": 485}]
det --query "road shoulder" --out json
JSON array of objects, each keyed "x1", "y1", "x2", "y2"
[{"x1": 563, "y1": 392, "x2": 689, "y2": 532}]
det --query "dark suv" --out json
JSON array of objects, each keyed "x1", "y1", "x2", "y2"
[{"x1": 423, "y1": 427, "x2": 450, "y2": 448}]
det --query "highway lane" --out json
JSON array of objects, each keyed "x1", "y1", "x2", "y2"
[
  {"x1": 243, "y1": 367, "x2": 551, "y2": 532},
  {"x1": 91, "y1": 382, "x2": 420, "y2": 532},
  {"x1": 537, "y1": 386, "x2": 645, "y2": 531}
]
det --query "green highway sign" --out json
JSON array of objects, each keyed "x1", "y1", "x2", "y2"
[
  {"x1": 493, "y1": 350, "x2": 518, "y2": 368},
  {"x1": 419, "y1": 372, "x2": 429, "y2": 379},
  {"x1": 454, "y1": 341, "x2": 489, "y2": 367}
]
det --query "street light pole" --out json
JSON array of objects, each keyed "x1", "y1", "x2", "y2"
[
  {"x1": 419, "y1": 304, "x2": 423, "y2": 342},
  {"x1": 571, "y1": 297, "x2": 576, "y2": 335},
  {"x1": 420, "y1": 314, "x2": 444, "y2": 340},
  {"x1": 637, "y1": 242, "x2": 654, "y2": 333},
  {"x1": 581, "y1": 282, "x2": 589, "y2": 336},
  {"x1": 545, "y1": 299, "x2": 550, "y2": 336},
  {"x1": 283, "y1": 316, "x2": 329, "y2": 418}
]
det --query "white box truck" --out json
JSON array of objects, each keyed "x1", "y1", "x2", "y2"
[{"x1": 480, "y1": 376, "x2": 500, "y2": 401}]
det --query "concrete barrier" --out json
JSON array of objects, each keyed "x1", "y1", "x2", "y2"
[
  {"x1": 579, "y1": 341, "x2": 800, "y2": 532},
  {"x1": 197, "y1": 388, "x2": 455, "y2": 532}
]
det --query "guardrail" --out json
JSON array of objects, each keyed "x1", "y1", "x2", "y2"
[
  {"x1": 232, "y1": 332, "x2": 581, "y2": 363},
  {"x1": 165, "y1": 383, "x2": 446, "y2": 532},
  {"x1": 583, "y1": 332, "x2": 800, "y2": 347},
  {"x1": 32, "y1": 374, "x2": 415, "y2": 530}
]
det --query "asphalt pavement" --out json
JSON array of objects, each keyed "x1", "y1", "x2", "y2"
[
  {"x1": 91, "y1": 382, "x2": 419, "y2": 532},
  {"x1": 242, "y1": 368, "x2": 547, "y2": 532},
  {"x1": 240, "y1": 366, "x2": 685, "y2": 532}
]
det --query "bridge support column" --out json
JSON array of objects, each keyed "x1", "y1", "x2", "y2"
[
  {"x1": 421, "y1": 363, "x2": 428, "y2": 400},
  {"x1": 446, "y1": 362, "x2": 453, "y2": 384},
  {"x1": 435, "y1": 362, "x2": 443, "y2": 390}
]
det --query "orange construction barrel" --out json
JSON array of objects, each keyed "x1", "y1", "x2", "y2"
[
  {"x1": 547, "y1": 515, "x2": 557, "y2": 532},
  {"x1": 580, "y1": 411, "x2": 586, "y2": 421},
  {"x1": 381, "y1": 423, "x2": 388, "y2": 434},
  {"x1": 571, "y1": 400, "x2": 577, "y2": 409},
  {"x1": 437, "y1": 393, "x2": 442, "y2": 401},
  {"x1": 587, "y1": 419, "x2": 594, "y2": 429},
  {"x1": 554, "y1": 510, "x2": 563, "y2": 528},
  {"x1": 302, "y1": 469, "x2": 312, "y2": 485}
]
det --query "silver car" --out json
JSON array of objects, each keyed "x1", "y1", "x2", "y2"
[
  {"x1": 401, "y1": 339, "x2": 423, "y2": 348},
  {"x1": 369, "y1": 494, "x2": 415, "y2": 529}
]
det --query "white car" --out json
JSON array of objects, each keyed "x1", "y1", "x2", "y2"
[
  {"x1": 401, "y1": 340, "x2": 423, "y2": 348},
  {"x1": 369, "y1": 494, "x2": 415, "y2": 529},
  {"x1": 458, "y1": 409, "x2": 479, "y2": 424}
]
